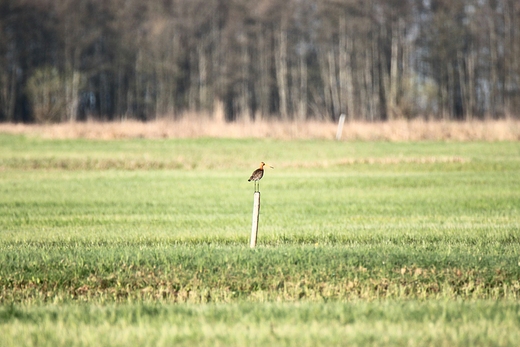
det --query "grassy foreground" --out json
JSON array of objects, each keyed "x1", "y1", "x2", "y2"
[
  {"x1": 2, "y1": 301, "x2": 520, "y2": 347},
  {"x1": 1, "y1": 134, "x2": 520, "y2": 346}
]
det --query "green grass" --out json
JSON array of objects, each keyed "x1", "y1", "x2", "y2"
[
  {"x1": 1, "y1": 134, "x2": 520, "y2": 345},
  {"x1": 2, "y1": 301, "x2": 520, "y2": 346}
]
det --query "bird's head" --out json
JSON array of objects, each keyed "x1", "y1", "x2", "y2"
[{"x1": 260, "y1": 162, "x2": 274, "y2": 169}]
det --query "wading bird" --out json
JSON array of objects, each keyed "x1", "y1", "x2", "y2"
[{"x1": 248, "y1": 162, "x2": 273, "y2": 192}]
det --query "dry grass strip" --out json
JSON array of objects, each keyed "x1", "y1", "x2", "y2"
[
  {"x1": 282, "y1": 156, "x2": 469, "y2": 169},
  {"x1": 1, "y1": 117, "x2": 519, "y2": 141}
]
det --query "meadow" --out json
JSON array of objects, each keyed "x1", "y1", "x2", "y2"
[{"x1": 1, "y1": 131, "x2": 520, "y2": 346}]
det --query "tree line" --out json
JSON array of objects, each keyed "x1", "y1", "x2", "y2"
[{"x1": 1, "y1": 0, "x2": 519, "y2": 123}]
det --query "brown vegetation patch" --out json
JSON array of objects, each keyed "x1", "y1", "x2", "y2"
[
  {"x1": 282, "y1": 156, "x2": 468, "y2": 169},
  {"x1": 3, "y1": 265, "x2": 519, "y2": 303},
  {"x1": 1, "y1": 118, "x2": 520, "y2": 141}
]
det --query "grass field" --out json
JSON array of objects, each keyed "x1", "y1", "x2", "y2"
[{"x1": 1, "y1": 133, "x2": 520, "y2": 346}]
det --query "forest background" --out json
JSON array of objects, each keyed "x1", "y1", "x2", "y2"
[{"x1": 1, "y1": 0, "x2": 520, "y2": 124}]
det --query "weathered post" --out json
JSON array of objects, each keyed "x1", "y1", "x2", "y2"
[
  {"x1": 250, "y1": 191, "x2": 261, "y2": 248},
  {"x1": 336, "y1": 113, "x2": 346, "y2": 141}
]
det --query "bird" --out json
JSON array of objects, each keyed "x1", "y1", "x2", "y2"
[{"x1": 248, "y1": 162, "x2": 273, "y2": 192}]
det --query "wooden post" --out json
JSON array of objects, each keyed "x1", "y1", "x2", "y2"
[
  {"x1": 250, "y1": 191, "x2": 260, "y2": 248},
  {"x1": 336, "y1": 113, "x2": 346, "y2": 141}
]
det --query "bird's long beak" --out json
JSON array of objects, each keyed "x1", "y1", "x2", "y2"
[{"x1": 267, "y1": 164, "x2": 274, "y2": 169}]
